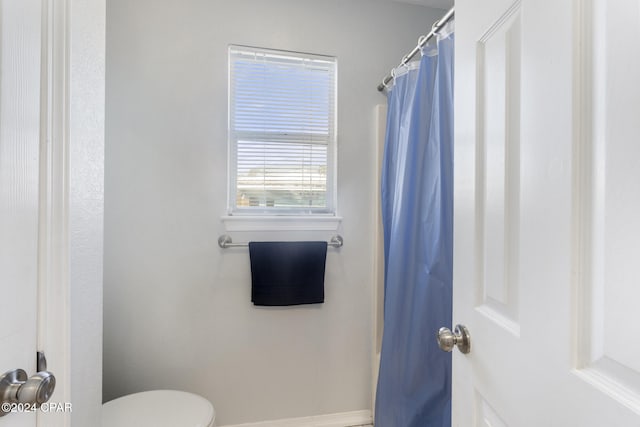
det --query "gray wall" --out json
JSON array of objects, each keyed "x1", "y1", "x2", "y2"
[{"x1": 104, "y1": 1, "x2": 443, "y2": 425}]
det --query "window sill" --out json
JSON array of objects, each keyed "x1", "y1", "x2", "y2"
[{"x1": 221, "y1": 215, "x2": 342, "y2": 232}]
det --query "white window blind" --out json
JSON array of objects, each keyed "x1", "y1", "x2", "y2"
[{"x1": 228, "y1": 45, "x2": 337, "y2": 214}]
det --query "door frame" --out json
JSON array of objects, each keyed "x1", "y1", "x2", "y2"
[
  {"x1": 37, "y1": 0, "x2": 105, "y2": 425},
  {"x1": 37, "y1": 0, "x2": 71, "y2": 425}
]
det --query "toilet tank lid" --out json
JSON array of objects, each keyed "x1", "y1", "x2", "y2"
[{"x1": 103, "y1": 390, "x2": 215, "y2": 427}]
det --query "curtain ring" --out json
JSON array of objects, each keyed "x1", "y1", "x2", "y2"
[
  {"x1": 417, "y1": 35, "x2": 428, "y2": 56},
  {"x1": 432, "y1": 19, "x2": 441, "y2": 33}
]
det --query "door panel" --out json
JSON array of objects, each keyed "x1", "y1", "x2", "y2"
[
  {"x1": 454, "y1": 0, "x2": 640, "y2": 425},
  {"x1": 475, "y1": 393, "x2": 508, "y2": 427},
  {"x1": 475, "y1": 0, "x2": 521, "y2": 336},
  {"x1": 0, "y1": 0, "x2": 42, "y2": 425},
  {"x1": 574, "y1": 0, "x2": 640, "y2": 413}
]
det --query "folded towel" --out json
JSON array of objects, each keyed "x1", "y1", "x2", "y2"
[{"x1": 248, "y1": 241, "x2": 328, "y2": 306}]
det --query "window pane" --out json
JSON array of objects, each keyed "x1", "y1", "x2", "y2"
[
  {"x1": 229, "y1": 46, "x2": 336, "y2": 214},
  {"x1": 233, "y1": 59, "x2": 333, "y2": 135},
  {"x1": 236, "y1": 140, "x2": 327, "y2": 209}
]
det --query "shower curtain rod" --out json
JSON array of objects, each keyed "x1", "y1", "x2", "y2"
[{"x1": 377, "y1": 6, "x2": 454, "y2": 92}]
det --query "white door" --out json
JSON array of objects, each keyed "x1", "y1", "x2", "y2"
[
  {"x1": 452, "y1": 0, "x2": 640, "y2": 425},
  {"x1": 1, "y1": 0, "x2": 43, "y2": 425}
]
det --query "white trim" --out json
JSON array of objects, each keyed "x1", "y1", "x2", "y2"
[
  {"x1": 222, "y1": 215, "x2": 342, "y2": 232},
  {"x1": 38, "y1": 0, "x2": 71, "y2": 426},
  {"x1": 220, "y1": 410, "x2": 372, "y2": 427},
  {"x1": 371, "y1": 104, "x2": 387, "y2": 419}
]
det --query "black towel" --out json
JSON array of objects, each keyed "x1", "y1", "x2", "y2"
[{"x1": 248, "y1": 241, "x2": 328, "y2": 306}]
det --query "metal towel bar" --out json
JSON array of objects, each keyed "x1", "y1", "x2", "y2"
[{"x1": 217, "y1": 234, "x2": 344, "y2": 249}]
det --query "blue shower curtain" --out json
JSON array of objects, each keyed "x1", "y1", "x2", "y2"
[{"x1": 375, "y1": 24, "x2": 454, "y2": 427}]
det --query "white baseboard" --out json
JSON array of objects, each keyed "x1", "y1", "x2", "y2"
[{"x1": 220, "y1": 410, "x2": 372, "y2": 427}]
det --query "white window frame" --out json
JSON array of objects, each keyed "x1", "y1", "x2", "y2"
[{"x1": 227, "y1": 45, "x2": 338, "y2": 220}]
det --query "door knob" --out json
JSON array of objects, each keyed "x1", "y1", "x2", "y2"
[
  {"x1": 437, "y1": 324, "x2": 471, "y2": 354},
  {"x1": 0, "y1": 369, "x2": 56, "y2": 416}
]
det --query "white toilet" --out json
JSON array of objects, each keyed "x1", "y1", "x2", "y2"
[{"x1": 102, "y1": 390, "x2": 215, "y2": 427}]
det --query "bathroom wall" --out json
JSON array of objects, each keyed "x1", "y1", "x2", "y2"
[{"x1": 104, "y1": 1, "x2": 443, "y2": 425}]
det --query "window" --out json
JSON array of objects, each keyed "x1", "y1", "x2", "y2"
[{"x1": 228, "y1": 45, "x2": 337, "y2": 216}]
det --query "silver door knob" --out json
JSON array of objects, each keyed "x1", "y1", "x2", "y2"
[
  {"x1": 0, "y1": 369, "x2": 56, "y2": 416},
  {"x1": 437, "y1": 324, "x2": 471, "y2": 354}
]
